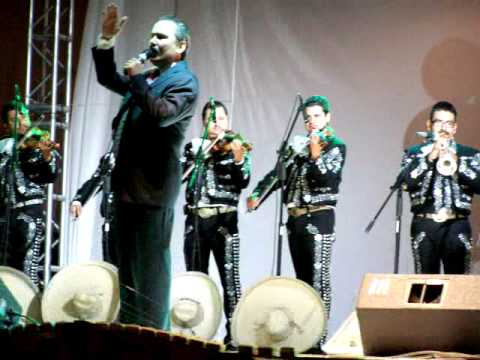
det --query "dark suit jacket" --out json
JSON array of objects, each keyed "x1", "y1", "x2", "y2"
[{"x1": 92, "y1": 47, "x2": 199, "y2": 208}]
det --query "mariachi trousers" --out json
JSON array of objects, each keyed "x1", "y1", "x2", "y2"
[
  {"x1": 410, "y1": 216, "x2": 472, "y2": 274},
  {"x1": 0, "y1": 205, "x2": 45, "y2": 287},
  {"x1": 287, "y1": 208, "x2": 335, "y2": 343},
  {"x1": 184, "y1": 209, "x2": 242, "y2": 343}
]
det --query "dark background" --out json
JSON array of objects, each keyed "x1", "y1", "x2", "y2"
[{"x1": 1, "y1": 1, "x2": 88, "y2": 105}]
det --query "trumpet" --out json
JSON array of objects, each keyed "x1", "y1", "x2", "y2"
[
  {"x1": 418, "y1": 131, "x2": 457, "y2": 176},
  {"x1": 436, "y1": 138, "x2": 457, "y2": 176}
]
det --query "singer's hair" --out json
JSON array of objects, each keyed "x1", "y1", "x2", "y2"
[
  {"x1": 158, "y1": 15, "x2": 191, "y2": 59},
  {"x1": 430, "y1": 101, "x2": 457, "y2": 121},
  {"x1": 201, "y1": 100, "x2": 228, "y2": 123},
  {"x1": 302, "y1": 95, "x2": 331, "y2": 114},
  {"x1": 1, "y1": 102, "x2": 16, "y2": 124}
]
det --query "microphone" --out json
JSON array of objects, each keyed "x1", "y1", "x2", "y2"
[
  {"x1": 208, "y1": 97, "x2": 216, "y2": 124},
  {"x1": 416, "y1": 131, "x2": 434, "y2": 141},
  {"x1": 136, "y1": 45, "x2": 160, "y2": 64},
  {"x1": 297, "y1": 93, "x2": 306, "y2": 122},
  {"x1": 297, "y1": 93, "x2": 304, "y2": 108},
  {"x1": 123, "y1": 45, "x2": 160, "y2": 76},
  {"x1": 14, "y1": 84, "x2": 22, "y2": 102}
]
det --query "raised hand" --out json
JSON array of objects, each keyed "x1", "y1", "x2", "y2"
[{"x1": 101, "y1": 3, "x2": 128, "y2": 39}]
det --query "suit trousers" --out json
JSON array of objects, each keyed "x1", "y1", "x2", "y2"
[{"x1": 111, "y1": 201, "x2": 173, "y2": 330}]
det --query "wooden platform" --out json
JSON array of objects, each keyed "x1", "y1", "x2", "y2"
[{"x1": 1, "y1": 321, "x2": 480, "y2": 359}]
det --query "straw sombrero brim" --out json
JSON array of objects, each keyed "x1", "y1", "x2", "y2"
[
  {"x1": 170, "y1": 271, "x2": 223, "y2": 339},
  {"x1": 231, "y1": 276, "x2": 326, "y2": 353},
  {"x1": 41, "y1": 261, "x2": 120, "y2": 323},
  {"x1": 0, "y1": 266, "x2": 41, "y2": 322}
]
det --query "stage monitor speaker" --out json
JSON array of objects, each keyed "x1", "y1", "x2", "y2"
[
  {"x1": 356, "y1": 273, "x2": 480, "y2": 356},
  {"x1": 323, "y1": 311, "x2": 363, "y2": 356}
]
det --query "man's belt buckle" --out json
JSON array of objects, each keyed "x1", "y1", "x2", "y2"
[
  {"x1": 432, "y1": 208, "x2": 450, "y2": 223},
  {"x1": 431, "y1": 213, "x2": 447, "y2": 223},
  {"x1": 288, "y1": 208, "x2": 303, "y2": 217},
  {"x1": 197, "y1": 208, "x2": 216, "y2": 219},
  {"x1": 196, "y1": 206, "x2": 236, "y2": 219}
]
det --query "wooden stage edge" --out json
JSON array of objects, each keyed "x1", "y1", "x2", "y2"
[{"x1": 1, "y1": 321, "x2": 480, "y2": 359}]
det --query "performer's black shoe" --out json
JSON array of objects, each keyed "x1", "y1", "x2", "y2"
[
  {"x1": 223, "y1": 335, "x2": 238, "y2": 351},
  {"x1": 224, "y1": 342, "x2": 238, "y2": 351},
  {"x1": 304, "y1": 345, "x2": 326, "y2": 355}
]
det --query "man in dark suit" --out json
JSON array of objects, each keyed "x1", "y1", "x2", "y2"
[
  {"x1": 92, "y1": 3, "x2": 199, "y2": 329},
  {"x1": 401, "y1": 101, "x2": 480, "y2": 274}
]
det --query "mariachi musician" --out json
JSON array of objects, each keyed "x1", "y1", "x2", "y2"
[
  {"x1": 0, "y1": 100, "x2": 59, "y2": 286},
  {"x1": 247, "y1": 95, "x2": 346, "y2": 345},
  {"x1": 70, "y1": 150, "x2": 117, "y2": 263},
  {"x1": 401, "y1": 101, "x2": 480, "y2": 275},
  {"x1": 182, "y1": 100, "x2": 251, "y2": 347}
]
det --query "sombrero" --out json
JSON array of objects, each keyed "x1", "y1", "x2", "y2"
[
  {"x1": 170, "y1": 271, "x2": 222, "y2": 339},
  {"x1": 41, "y1": 261, "x2": 120, "y2": 322},
  {"x1": 0, "y1": 266, "x2": 42, "y2": 326},
  {"x1": 231, "y1": 277, "x2": 326, "y2": 353}
]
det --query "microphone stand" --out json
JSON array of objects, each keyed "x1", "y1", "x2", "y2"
[
  {"x1": 188, "y1": 99, "x2": 216, "y2": 270},
  {"x1": 365, "y1": 161, "x2": 414, "y2": 274},
  {"x1": 96, "y1": 96, "x2": 134, "y2": 262},
  {"x1": 274, "y1": 95, "x2": 303, "y2": 276},
  {"x1": 98, "y1": 150, "x2": 115, "y2": 262}
]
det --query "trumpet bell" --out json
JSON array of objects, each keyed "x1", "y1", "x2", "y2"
[{"x1": 436, "y1": 152, "x2": 457, "y2": 176}]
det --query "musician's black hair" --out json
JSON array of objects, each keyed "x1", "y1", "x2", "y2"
[
  {"x1": 1, "y1": 102, "x2": 16, "y2": 124},
  {"x1": 430, "y1": 101, "x2": 457, "y2": 121},
  {"x1": 201, "y1": 100, "x2": 228, "y2": 122}
]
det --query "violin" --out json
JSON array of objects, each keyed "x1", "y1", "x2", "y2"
[
  {"x1": 18, "y1": 127, "x2": 60, "y2": 160},
  {"x1": 309, "y1": 125, "x2": 335, "y2": 144},
  {"x1": 290, "y1": 126, "x2": 336, "y2": 156},
  {"x1": 211, "y1": 130, "x2": 253, "y2": 153},
  {"x1": 182, "y1": 130, "x2": 252, "y2": 183}
]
